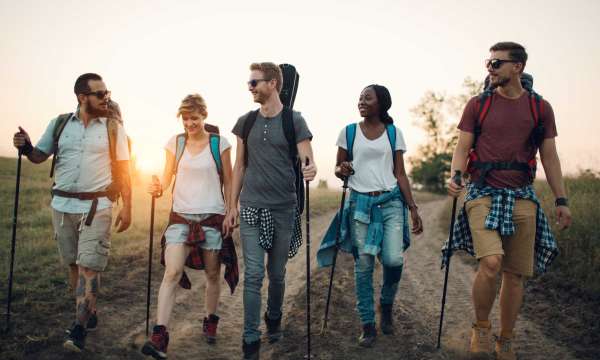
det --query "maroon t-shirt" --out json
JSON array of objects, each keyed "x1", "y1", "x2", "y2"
[{"x1": 458, "y1": 91, "x2": 557, "y2": 188}]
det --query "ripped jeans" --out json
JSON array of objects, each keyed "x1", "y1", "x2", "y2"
[{"x1": 351, "y1": 198, "x2": 405, "y2": 325}]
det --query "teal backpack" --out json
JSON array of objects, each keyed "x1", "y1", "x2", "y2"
[
  {"x1": 173, "y1": 131, "x2": 223, "y2": 192},
  {"x1": 345, "y1": 123, "x2": 397, "y2": 168}
]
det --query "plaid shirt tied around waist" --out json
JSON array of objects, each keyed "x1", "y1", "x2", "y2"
[
  {"x1": 160, "y1": 212, "x2": 239, "y2": 294},
  {"x1": 441, "y1": 183, "x2": 559, "y2": 274},
  {"x1": 240, "y1": 207, "x2": 302, "y2": 258}
]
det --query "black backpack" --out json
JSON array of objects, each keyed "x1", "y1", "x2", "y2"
[{"x1": 241, "y1": 64, "x2": 304, "y2": 212}]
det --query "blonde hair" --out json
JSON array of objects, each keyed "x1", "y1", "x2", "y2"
[
  {"x1": 107, "y1": 99, "x2": 123, "y2": 123},
  {"x1": 177, "y1": 94, "x2": 208, "y2": 118},
  {"x1": 250, "y1": 62, "x2": 283, "y2": 93}
]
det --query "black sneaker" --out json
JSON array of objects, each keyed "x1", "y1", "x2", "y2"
[
  {"x1": 380, "y1": 303, "x2": 394, "y2": 335},
  {"x1": 358, "y1": 323, "x2": 377, "y2": 348},
  {"x1": 86, "y1": 312, "x2": 98, "y2": 332},
  {"x1": 64, "y1": 324, "x2": 87, "y2": 352},
  {"x1": 242, "y1": 339, "x2": 260, "y2": 360},
  {"x1": 264, "y1": 312, "x2": 283, "y2": 343}
]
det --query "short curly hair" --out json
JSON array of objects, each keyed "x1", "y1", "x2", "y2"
[{"x1": 177, "y1": 94, "x2": 208, "y2": 118}]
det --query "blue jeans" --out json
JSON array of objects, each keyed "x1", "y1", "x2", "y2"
[
  {"x1": 351, "y1": 198, "x2": 405, "y2": 325},
  {"x1": 240, "y1": 207, "x2": 295, "y2": 343}
]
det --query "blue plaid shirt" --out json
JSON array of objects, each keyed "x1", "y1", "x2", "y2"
[{"x1": 441, "y1": 184, "x2": 559, "y2": 274}]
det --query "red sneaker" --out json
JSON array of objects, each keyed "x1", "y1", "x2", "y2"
[
  {"x1": 203, "y1": 314, "x2": 220, "y2": 344},
  {"x1": 141, "y1": 325, "x2": 169, "y2": 359}
]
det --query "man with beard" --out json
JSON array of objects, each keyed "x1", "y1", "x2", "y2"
[
  {"x1": 13, "y1": 73, "x2": 132, "y2": 352},
  {"x1": 446, "y1": 42, "x2": 571, "y2": 359},
  {"x1": 226, "y1": 62, "x2": 316, "y2": 360}
]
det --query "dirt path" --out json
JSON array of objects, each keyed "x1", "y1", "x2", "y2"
[{"x1": 32, "y1": 199, "x2": 580, "y2": 359}]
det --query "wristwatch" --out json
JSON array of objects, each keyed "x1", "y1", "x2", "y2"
[
  {"x1": 555, "y1": 197, "x2": 568, "y2": 207},
  {"x1": 408, "y1": 203, "x2": 419, "y2": 211}
]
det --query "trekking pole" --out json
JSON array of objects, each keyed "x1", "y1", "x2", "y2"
[
  {"x1": 304, "y1": 159, "x2": 313, "y2": 359},
  {"x1": 5, "y1": 148, "x2": 23, "y2": 333},
  {"x1": 321, "y1": 172, "x2": 352, "y2": 334},
  {"x1": 146, "y1": 175, "x2": 158, "y2": 336},
  {"x1": 436, "y1": 170, "x2": 462, "y2": 349}
]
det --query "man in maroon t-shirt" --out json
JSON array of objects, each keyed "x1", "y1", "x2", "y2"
[{"x1": 447, "y1": 42, "x2": 572, "y2": 359}]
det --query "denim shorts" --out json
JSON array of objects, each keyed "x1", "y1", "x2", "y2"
[{"x1": 164, "y1": 213, "x2": 222, "y2": 250}]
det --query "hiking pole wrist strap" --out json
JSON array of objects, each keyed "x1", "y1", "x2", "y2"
[
  {"x1": 555, "y1": 197, "x2": 568, "y2": 207},
  {"x1": 21, "y1": 141, "x2": 33, "y2": 156}
]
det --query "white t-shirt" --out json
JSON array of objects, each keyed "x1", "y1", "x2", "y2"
[
  {"x1": 165, "y1": 134, "x2": 231, "y2": 214},
  {"x1": 336, "y1": 124, "x2": 407, "y2": 193}
]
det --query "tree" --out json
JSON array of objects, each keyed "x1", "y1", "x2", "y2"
[{"x1": 409, "y1": 78, "x2": 482, "y2": 193}]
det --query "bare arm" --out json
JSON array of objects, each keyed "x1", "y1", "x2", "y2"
[
  {"x1": 13, "y1": 128, "x2": 50, "y2": 163},
  {"x1": 221, "y1": 147, "x2": 233, "y2": 212},
  {"x1": 448, "y1": 130, "x2": 474, "y2": 196},
  {"x1": 539, "y1": 138, "x2": 567, "y2": 198},
  {"x1": 297, "y1": 139, "x2": 317, "y2": 181},
  {"x1": 230, "y1": 136, "x2": 246, "y2": 207},
  {"x1": 394, "y1": 151, "x2": 423, "y2": 234},
  {"x1": 114, "y1": 160, "x2": 132, "y2": 232}
]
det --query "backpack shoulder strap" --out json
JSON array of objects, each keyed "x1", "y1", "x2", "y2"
[
  {"x1": 281, "y1": 107, "x2": 297, "y2": 159},
  {"x1": 345, "y1": 123, "x2": 357, "y2": 162},
  {"x1": 242, "y1": 110, "x2": 259, "y2": 166},
  {"x1": 174, "y1": 133, "x2": 187, "y2": 171},
  {"x1": 209, "y1": 133, "x2": 223, "y2": 184},
  {"x1": 385, "y1": 123, "x2": 397, "y2": 170},
  {"x1": 528, "y1": 91, "x2": 544, "y2": 126},
  {"x1": 477, "y1": 90, "x2": 494, "y2": 126},
  {"x1": 49, "y1": 113, "x2": 73, "y2": 178}
]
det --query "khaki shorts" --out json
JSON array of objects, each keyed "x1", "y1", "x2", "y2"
[
  {"x1": 52, "y1": 208, "x2": 112, "y2": 272},
  {"x1": 465, "y1": 197, "x2": 537, "y2": 277}
]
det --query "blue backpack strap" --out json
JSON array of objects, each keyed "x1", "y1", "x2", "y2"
[
  {"x1": 209, "y1": 134, "x2": 223, "y2": 185},
  {"x1": 345, "y1": 123, "x2": 357, "y2": 161},
  {"x1": 385, "y1": 124, "x2": 397, "y2": 170}
]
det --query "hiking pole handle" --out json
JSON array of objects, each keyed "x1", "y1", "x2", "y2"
[{"x1": 436, "y1": 170, "x2": 463, "y2": 348}]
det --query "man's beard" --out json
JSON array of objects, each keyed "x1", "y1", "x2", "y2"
[
  {"x1": 85, "y1": 103, "x2": 109, "y2": 117},
  {"x1": 491, "y1": 75, "x2": 510, "y2": 88}
]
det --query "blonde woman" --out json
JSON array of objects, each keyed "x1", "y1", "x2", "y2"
[{"x1": 142, "y1": 94, "x2": 237, "y2": 359}]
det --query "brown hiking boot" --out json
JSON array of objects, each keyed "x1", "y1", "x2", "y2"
[
  {"x1": 494, "y1": 335, "x2": 516, "y2": 360},
  {"x1": 358, "y1": 323, "x2": 377, "y2": 348},
  {"x1": 470, "y1": 322, "x2": 492, "y2": 354},
  {"x1": 141, "y1": 325, "x2": 169, "y2": 359}
]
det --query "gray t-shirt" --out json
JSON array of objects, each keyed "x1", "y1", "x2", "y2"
[{"x1": 232, "y1": 109, "x2": 312, "y2": 209}]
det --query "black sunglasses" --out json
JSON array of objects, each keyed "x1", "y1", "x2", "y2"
[
  {"x1": 485, "y1": 58, "x2": 519, "y2": 70},
  {"x1": 247, "y1": 79, "x2": 268, "y2": 88},
  {"x1": 84, "y1": 90, "x2": 111, "y2": 99}
]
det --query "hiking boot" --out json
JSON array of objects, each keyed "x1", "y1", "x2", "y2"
[
  {"x1": 203, "y1": 314, "x2": 220, "y2": 344},
  {"x1": 63, "y1": 323, "x2": 87, "y2": 352},
  {"x1": 65, "y1": 312, "x2": 98, "y2": 335},
  {"x1": 494, "y1": 335, "x2": 516, "y2": 360},
  {"x1": 380, "y1": 303, "x2": 394, "y2": 335},
  {"x1": 86, "y1": 311, "x2": 98, "y2": 332},
  {"x1": 242, "y1": 339, "x2": 260, "y2": 360},
  {"x1": 264, "y1": 312, "x2": 283, "y2": 343},
  {"x1": 470, "y1": 322, "x2": 492, "y2": 354},
  {"x1": 141, "y1": 325, "x2": 169, "y2": 359},
  {"x1": 358, "y1": 323, "x2": 377, "y2": 348}
]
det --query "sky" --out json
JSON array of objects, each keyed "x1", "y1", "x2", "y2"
[{"x1": 1, "y1": 0, "x2": 599, "y2": 186}]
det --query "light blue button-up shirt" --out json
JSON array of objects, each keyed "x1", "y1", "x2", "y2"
[{"x1": 36, "y1": 110, "x2": 129, "y2": 214}]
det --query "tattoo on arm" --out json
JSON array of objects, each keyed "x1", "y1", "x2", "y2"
[{"x1": 76, "y1": 298, "x2": 91, "y2": 325}]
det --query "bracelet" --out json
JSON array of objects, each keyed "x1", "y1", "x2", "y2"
[
  {"x1": 555, "y1": 197, "x2": 568, "y2": 207},
  {"x1": 21, "y1": 141, "x2": 33, "y2": 156}
]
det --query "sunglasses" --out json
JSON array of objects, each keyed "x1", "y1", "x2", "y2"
[
  {"x1": 247, "y1": 79, "x2": 268, "y2": 88},
  {"x1": 485, "y1": 58, "x2": 519, "y2": 70},
  {"x1": 85, "y1": 90, "x2": 111, "y2": 99}
]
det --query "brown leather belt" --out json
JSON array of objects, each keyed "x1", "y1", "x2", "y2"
[
  {"x1": 51, "y1": 189, "x2": 113, "y2": 226},
  {"x1": 365, "y1": 190, "x2": 390, "y2": 197}
]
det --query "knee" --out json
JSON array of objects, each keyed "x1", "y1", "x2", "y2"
[
  {"x1": 205, "y1": 268, "x2": 220, "y2": 284},
  {"x1": 502, "y1": 271, "x2": 523, "y2": 287},
  {"x1": 163, "y1": 266, "x2": 183, "y2": 284},
  {"x1": 479, "y1": 255, "x2": 502, "y2": 278},
  {"x1": 267, "y1": 267, "x2": 286, "y2": 284},
  {"x1": 78, "y1": 266, "x2": 97, "y2": 277}
]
